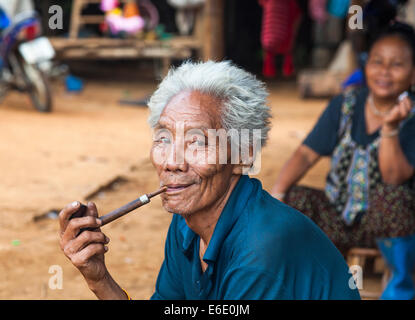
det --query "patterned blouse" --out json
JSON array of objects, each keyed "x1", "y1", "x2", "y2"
[{"x1": 304, "y1": 88, "x2": 415, "y2": 225}]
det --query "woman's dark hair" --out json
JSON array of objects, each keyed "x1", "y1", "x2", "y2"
[
  {"x1": 368, "y1": 21, "x2": 415, "y2": 64},
  {"x1": 364, "y1": 0, "x2": 408, "y2": 33}
]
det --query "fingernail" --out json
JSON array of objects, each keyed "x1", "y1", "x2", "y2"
[
  {"x1": 96, "y1": 218, "x2": 102, "y2": 225},
  {"x1": 71, "y1": 201, "x2": 79, "y2": 208},
  {"x1": 104, "y1": 246, "x2": 109, "y2": 252},
  {"x1": 399, "y1": 91, "x2": 408, "y2": 102},
  {"x1": 105, "y1": 236, "x2": 110, "y2": 243}
]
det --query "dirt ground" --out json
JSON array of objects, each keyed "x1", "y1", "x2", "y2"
[{"x1": 0, "y1": 71, "x2": 381, "y2": 299}]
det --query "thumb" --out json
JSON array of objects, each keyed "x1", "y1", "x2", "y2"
[
  {"x1": 385, "y1": 104, "x2": 401, "y2": 121},
  {"x1": 86, "y1": 201, "x2": 99, "y2": 218},
  {"x1": 86, "y1": 202, "x2": 102, "y2": 231}
]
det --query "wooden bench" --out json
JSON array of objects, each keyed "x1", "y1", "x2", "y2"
[{"x1": 347, "y1": 247, "x2": 390, "y2": 299}]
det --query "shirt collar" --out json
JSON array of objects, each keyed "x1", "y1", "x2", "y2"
[{"x1": 180, "y1": 174, "x2": 256, "y2": 260}]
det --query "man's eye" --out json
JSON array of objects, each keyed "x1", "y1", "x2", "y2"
[
  {"x1": 155, "y1": 137, "x2": 170, "y2": 143},
  {"x1": 189, "y1": 138, "x2": 207, "y2": 147}
]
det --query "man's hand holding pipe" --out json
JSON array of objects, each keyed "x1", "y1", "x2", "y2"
[{"x1": 58, "y1": 201, "x2": 128, "y2": 299}]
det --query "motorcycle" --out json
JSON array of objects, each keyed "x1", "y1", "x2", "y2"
[{"x1": 0, "y1": 9, "x2": 55, "y2": 112}]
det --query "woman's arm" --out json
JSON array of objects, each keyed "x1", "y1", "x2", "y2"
[
  {"x1": 379, "y1": 124, "x2": 414, "y2": 185},
  {"x1": 378, "y1": 97, "x2": 415, "y2": 185},
  {"x1": 271, "y1": 94, "x2": 342, "y2": 200},
  {"x1": 271, "y1": 144, "x2": 321, "y2": 200}
]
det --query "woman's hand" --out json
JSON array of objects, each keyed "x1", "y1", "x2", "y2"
[
  {"x1": 59, "y1": 201, "x2": 110, "y2": 285},
  {"x1": 378, "y1": 95, "x2": 415, "y2": 185},
  {"x1": 383, "y1": 95, "x2": 412, "y2": 129}
]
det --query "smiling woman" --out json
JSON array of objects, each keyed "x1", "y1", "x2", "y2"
[{"x1": 271, "y1": 22, "x2": 415, "y2": 300}]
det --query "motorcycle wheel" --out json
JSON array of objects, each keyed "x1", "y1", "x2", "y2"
[
  {"x1": 0, "y1": 68, "x2": 10, "y2": 104},
  {"x1": 20, "y1": 59, "x2": 53, "y2": 113}
]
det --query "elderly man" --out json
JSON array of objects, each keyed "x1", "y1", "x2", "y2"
[{"x1": 59, "y1": 61, "x2": 360, "y2": 300}]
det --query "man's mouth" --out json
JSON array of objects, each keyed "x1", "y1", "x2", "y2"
[{"x1": 164, "y1": 183, "x2": 194, "y2": 194}]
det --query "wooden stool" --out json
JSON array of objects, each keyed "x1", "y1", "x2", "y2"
[{"x1": 347, "y1": 247, "x2": 391, "y2": 299}]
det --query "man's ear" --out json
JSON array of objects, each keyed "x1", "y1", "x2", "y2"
[
  {"x1": 231, "y1": 144, "x2": 256, "y2": 175},
  {"x1": 232, "y1": 164, "x2": 243, "y2": 175},
  {"x1": 231, "y1": 161, "x2": 253, "y2": 175}
]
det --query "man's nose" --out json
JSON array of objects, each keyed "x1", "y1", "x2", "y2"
[{"x1": 164, "y1": 141, "x2": 188, "y2": 172}]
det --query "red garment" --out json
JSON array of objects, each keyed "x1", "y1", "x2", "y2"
[
  {"x1": 309, "y1": 0, "x2": 328, "y2": 23},
  {"x1": 259, "y1": 0, "x2": 302, "y2": 77},
  {"x1": 25, "y1": 25, "x2": 37, "y2": 41}
]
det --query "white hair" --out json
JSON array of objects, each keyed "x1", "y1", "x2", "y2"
[{"x1": 147, "y1": 60, "x2": 272, "y2": 149}]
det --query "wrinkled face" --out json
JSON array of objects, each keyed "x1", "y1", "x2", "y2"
[
  {"x1": 365, "y1": 36, "x2": 415, "y2": 100},
  {"x1": 150, "y1": 90, "x2": 237, "y2": 216}
]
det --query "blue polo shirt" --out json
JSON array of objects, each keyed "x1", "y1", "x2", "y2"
[{"x1": 150, "y1": 175, "x2": 361, "y2": 300}]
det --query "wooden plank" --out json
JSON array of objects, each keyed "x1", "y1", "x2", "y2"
[
  {"x1": 359, "y1": 290, "x2": 381, "y2": 300},
  {"x1": 193, "y1": 7, "x2": 205, "y2": 50},
  {"x1": 49, "y1": 37, "x2": 202, "y2": 52},
  {"x1": 52, "y1": 44, "x2": 192, "y2": 60},
  {"x1": 79, "y1": 0, "x2": 130, "y2": 3},
  {"x1": 348, "y1": 248, "x2": 381, "y2": 257},
  {"x1": 69, "y1": 0, "x2": 83, "y2": 39},
  {"x1": 50, "y1": 38, "x2": 201, "y2": 62},
  {"x1": 203, "y1": 0, "x2": 224, "y2": 61},
  {"x1": 80, "y1": 15, "x2": 106, "y2": 24}
]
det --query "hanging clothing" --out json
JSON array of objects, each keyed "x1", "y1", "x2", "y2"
[
  {"x1": 259, "y1": 0, "x2": 302, "y2": 77},
  {"x1": 309, "y1": 0, "x2": 328, "y2": 23},
  {"x1": 327, "y1": 0, "x2": 350, "y2": 18}
]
